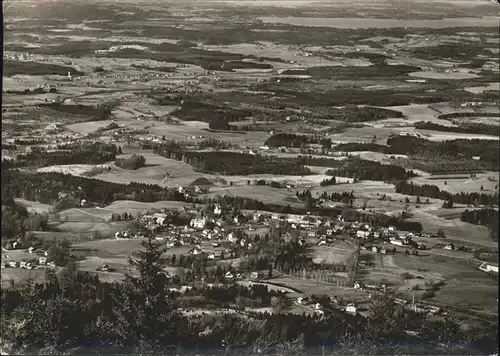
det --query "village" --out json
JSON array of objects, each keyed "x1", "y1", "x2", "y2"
[{"x1": 3, "y1": 194, "x2": 497, "y2": 324}]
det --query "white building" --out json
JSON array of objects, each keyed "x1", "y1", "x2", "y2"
[
  {"x1": 479, "y1": 262, "x2": 499, "y2": 273},
  {"x1": 345, "y1": 304, "x2": 357, "y2": 315},
  {"x1": 190, "y1": 217, "x2": 207, "y2": 229}
]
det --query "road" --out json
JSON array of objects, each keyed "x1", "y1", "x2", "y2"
[{"x1": 72, "y1": 208, "x2": 108, "y2": 222}]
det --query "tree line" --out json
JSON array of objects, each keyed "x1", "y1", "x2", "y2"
[
  {"x1": 12, "y1": 142, "x2": 119, "y2": 168},
  {"x1": 414, "y1": 121, "x2": 499, "y2": 137},
  {"x1": 264, "y1": 133, "x2": 331, "y2": 149},
  {"x1": 1, "y1": 199, "x2": 49, "y2": 239},
  {"x1": 2, "y1": 170, "x2": 189, "y2": 207},
  {"x1": 395, "y1": 181, "x2": 499, "y2": 207},
  {"x1": 460, "y1": 208, "x2": 499, "y2": 241},
  {"x1": 334, "y1": 142, "x2": 390, "y2": 153},
  {"x1": 152, "y1": 148, "x2": 312, "y2": 176},
  {"x1": 386, "y1": 135, "x2": 499, "y2": 171},
  {"x1": 326, "y1": 157, "x2": 416, "y2": 182},
  {"x1": 115, "y1": 153, "x2": 146, "y2": 170}
]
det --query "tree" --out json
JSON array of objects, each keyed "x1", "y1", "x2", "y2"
[
  {"x1": 47, "y1": 240, "x2": 71, "y2": 267},
  {"x1": 270, "y1": 296, "x2": 283, "y2": 312},
  {"x1": 113, "y1": 237, "x2": 178, "y2": 347},
  {"x1": 437, "y1": 228, "x2": 446, "y2": 238},
  {"x1": 480, "y1": 185, "x2": 484, "y2": 191},
  {"x1": 267, "y1": 266, "x2": 273, "y2": 279}
]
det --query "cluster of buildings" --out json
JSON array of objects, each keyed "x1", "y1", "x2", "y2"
[{"x1": 1, "y1": 247, "x2": 54, "y2": 270}]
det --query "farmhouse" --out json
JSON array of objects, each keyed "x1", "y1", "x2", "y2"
[
  {"x1": 389, "y1": 238, "x2": 404, "y2": 247},
  {"x1": 479, "y1": 262, "x2": 499, "y2": 274},
  {"x1": 345, "y1": 303, "x2": 357, "y2": 315},
  {"x1": 443, "y1": 243, "x2": 455, "y2": 251},
  {"x1": 190, "y1": 217, "x2": 207, "y2": 229},
  {"x1": 356, "y1": 230, "x2": 370, "y2": 239}
]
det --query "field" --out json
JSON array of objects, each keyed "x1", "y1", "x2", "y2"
[
  {"x1": 308, "y1": 240, "x2": 355, "y2": 265},
  {"x1": 14, "y1": 198, "x2": 53, "y2": 214},
  {"x1": 410, "y1": 173, "x2": 499, "y2": 194}
]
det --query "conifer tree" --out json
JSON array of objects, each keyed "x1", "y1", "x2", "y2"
[{"x1": 113, "y1": 236, "x2": 178, "y2": 349}]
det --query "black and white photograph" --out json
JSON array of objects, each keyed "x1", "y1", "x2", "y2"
[{"x1": 1, "y1": 0, "x2": 499, "y2": 355}]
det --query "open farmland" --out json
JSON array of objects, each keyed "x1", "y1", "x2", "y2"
[{"x1": 2, "y1": 0, "x2": 499, "y2": 354}]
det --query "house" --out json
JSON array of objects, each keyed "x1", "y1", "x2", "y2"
[
  {"x1": 215, "y1": 218, "x2": 225, "y2": 227},
  {"x1": 354, "y1": 281, "x2": 364, "y2": 289},
  {"x1": 156, "y1": 216, "x2": 166, "y2": 226},
  {"x1": 207, "y1": 253, "x2": 216, "y2": 260},
  {"x1": 214, "y1": 205, "x2": 222, "y2": 215},
  {"x1": 443, "y1": 243, "x2": 455, "y2": 251},
  {"x1": 190, "y1": 217, "x2": 207, "y2": 229},
  {"x1": 296, "y1": 296, "x2": 309, "y2": 305},
  {"x1": 345, "y1": 303, "x2": 357, "y2": 315},
  {"x1": 253, "y1": 213, "x2": 263, "y2": 222},
  {"x1": 188, "y1": 246, "x2": 205, "y2": 255},
  {"x1": 356, "y1": 230, "x2": 370, "y2": 239},
  {"x1": 251, "y1": 271, "x2": 262, "y2": 280},
  {"x1": 227, "y1": 232, "x2": 236, "y2": 243},
  {"x1": 390, "y1": 238, "x2": 404, "y2": 247},
  {"x1": 371, "y1": 246, "x2": 379, "y2": 253},
  {"x1": 233, "y1": 214, "x2": 247, "y2": 224},
  {"x1": 479, "y1": 262, "x2": 499, "y2": 273},
  {"x1": 225, "y1": 271, "x2": 234, "y2": 280},
  {"x1": 38, "y1": 256, "x2": 48, "y2": 265}
]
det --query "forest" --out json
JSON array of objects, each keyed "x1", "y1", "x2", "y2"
[
  {"x1": 334, "y1": 142, "x2": 390, "y2": 153},
  {"x1": 386, "y1": 135, "x2": 499, "y2": 171},
  {"x1": 1, "y1": 199, "x2": 49, "y2": 239},
  {"x1": 325, "y1": 157, "x2": 416, "y2": 182},
  {"x1": 170, "y1": 99, "x2": 251, "y2": 129},
  {"x1": 264, "y1": 133, "x2": 331, "y2": 149},
  {"x1": 2, "y1": 170, "x2": 188, "y2": 206},
  {"x1": 152, "y1": 148, "x2": 312, "y2": 176},
  {"x1": 395, "y1": 181, "x2": 499, "y2": 207},
  {"x1": 12, "y1": 142, "x2": 119, "y2": 168},
  {"x1": 414, "y1": 121, "x2": 499, "y2": 136},
  {"x1": 115, "y1": 154, "x2": 147, "y2": 170}
]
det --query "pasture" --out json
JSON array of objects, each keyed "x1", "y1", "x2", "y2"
[
  {"x1": 410, "y1": 173, "x2": 499, "y2": 194},
  {"x1": 308, "y1": 240, "x2": 355, "y2": 265},
  {"x1": 103, "y1": 200, "x2": 198, "y2": 216},
  {"x1": 66, "y1": 120, "x2": 116, "y2": 135},
  {"x1": 55, "y1": 221, "x2": 132, "y2": 237},
  {"x1": 205, "y1": 185, "x2": 303, "y2": 207},
  {"x1": 14, "y1": 198, "x2": 53, "y2": 214}
]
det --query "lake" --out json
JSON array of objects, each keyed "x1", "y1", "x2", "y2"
[{"x1": 257, "y1": 16, "x2": 499, "y2": 29}]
